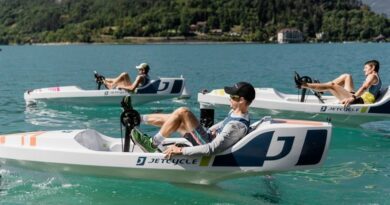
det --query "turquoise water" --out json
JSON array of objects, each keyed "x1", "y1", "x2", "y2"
[{"x1": 0, "y1": 43, "x2": 389, "y2": 204}]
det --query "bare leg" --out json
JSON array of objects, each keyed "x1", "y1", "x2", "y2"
[
  {"x1": 104, "y1": 72, "x2": 132, "y2": 89},
  {"x1": 145, "y1": 112, "x2": 198, "y2": 136},
  {"x1": 144, "y1": 114, "x2": 171, "y2": 127},
  {"x1": 331, "y1": 74, "x2": 354, "y2": 92},
  {"x1": 326, "y1": 84, "x2": 353, "y2": 100},
  {"x1": 303, "y1": 82, "x2": 352, "y2": 101},
  {"x1": 158, "y1": 107, "x2": 200, "y2": 137},
  {"x1": 301, "y1": 73, "x2": 355, "y2": 101}
]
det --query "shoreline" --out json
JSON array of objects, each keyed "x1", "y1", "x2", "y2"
[
  {"x1": 0, "y1": 38, "x2": 387, "y2": 46},
  {"x1": 0, "y1": 35, "x2": 386, "y2": 46}
]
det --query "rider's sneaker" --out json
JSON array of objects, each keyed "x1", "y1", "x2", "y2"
[{"x1": 131, "y1": 128, "x2": 157, "y2": 153}]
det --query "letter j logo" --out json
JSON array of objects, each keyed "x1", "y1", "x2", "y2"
[{"x1": 136, "y1": 157, "x2": 147, "y2": 166}]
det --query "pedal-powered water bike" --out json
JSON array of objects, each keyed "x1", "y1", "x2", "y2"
[
  {"x1": 198, "y1": 73, "x2": 389, "y2": 124},
  {"x1": 0, "y1": 96, "x2": 332, "y2": 185},
  {"x1": 24, "y1": 72, "x2": 190, "y2": 106}
]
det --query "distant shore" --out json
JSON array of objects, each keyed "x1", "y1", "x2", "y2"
[
  {"x1": 1, "y1": 36, "x2": 388, "y2": 46},
  {"x1": 27, "y1": 36, "x2": 253, "y2": 46}
]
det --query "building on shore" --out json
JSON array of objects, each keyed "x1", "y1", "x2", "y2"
[
  {"x1": 373, "y1": 34, "x2": 386, "y2": 42},
  {"x1": 277, "y1": 28, "x2": 303, "y2": 43}
]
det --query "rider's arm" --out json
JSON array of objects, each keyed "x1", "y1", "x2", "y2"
[
  {"x1": 207, "y1": 110, "x2": 232, "y2": 136},
  {"x1": 209, "y1": 121, "x2": 223, "y2": 131},
  {"x1": 354, "y1": 74, "x2": 377, "y2": 97},
  {"x1": 208, "y1": 121, "x2": 223, "y2": 137},
  {"x1": 181, "y1": 121, "x2": 247, "y2": 156},
  {"x1": 118, "y1": 75, "x2": 144, "y2": 91}
]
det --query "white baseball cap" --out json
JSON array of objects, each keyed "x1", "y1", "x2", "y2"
[{"x1": 136, "y1": 63, "x2": 149, "y2": 70}]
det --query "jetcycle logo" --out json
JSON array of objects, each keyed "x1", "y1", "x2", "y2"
[
  {"x1": 136, "y1": 156, "x2": 199, "y2": 166},
  {"x1": 320, "y1": 105, "x2": 361, "y2": 113},
  {"x1": 106, "y1": 90, "x2": 127, "y2": 95},
  {"x1": 212, "y1": 129, "x2": 328, "y2": 167}
]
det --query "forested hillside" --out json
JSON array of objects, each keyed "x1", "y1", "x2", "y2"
[{"x1": 0, "y1": 0, "x2": 388, "y2": 44}]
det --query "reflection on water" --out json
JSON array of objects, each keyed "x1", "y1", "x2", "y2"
[
  {"x1": 0, "y1": 165, "x2": 279, "y2": 205},
  {"x1": 361, "y1": 121, "x2": 390, "y2": 137},
  {"x1": 251, "y1": 176, "x2": 281, "y2": 204}
]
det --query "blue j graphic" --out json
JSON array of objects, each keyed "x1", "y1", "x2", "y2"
[{"x1": 136, "y1": 157, "x2": 147, "y2": 166}]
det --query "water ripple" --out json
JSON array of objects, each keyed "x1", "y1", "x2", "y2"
[
  {"x1": 280, "y1": 161, "x2": 381, "y2": 184},
  {"x1": 361, "y1": 121, "x2": 390, "y2": 137}
]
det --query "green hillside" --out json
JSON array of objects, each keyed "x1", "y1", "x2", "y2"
[{"x1": 0, "y1": 0, "x2": 388, "y2": 44}]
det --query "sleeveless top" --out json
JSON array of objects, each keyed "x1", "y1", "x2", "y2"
[
  {"x1": 361, "y1": 74, "x2": 382, "y2": 104},
  {"x1": 368, "y1": 74, "x2": 382, "y2": 97},
  {"x1": 138, "y1": 74, "x2": 150, "y2": 87},
  {"x1": 216, "y1": 112, "x2": 250, "y2": 135}
]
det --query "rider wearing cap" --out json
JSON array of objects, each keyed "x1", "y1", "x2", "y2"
[
  {"x1": 131, "y1": 82, "x2": 256, "y2": 158},
  {"x1": 103, "y1": 63, "x2": 151, "y2": 91}
]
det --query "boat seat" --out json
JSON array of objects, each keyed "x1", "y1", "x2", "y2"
[
  {"x1": 109, "y1": 143, "x2": 123, "y2": 152},
  {"x1": 375, "y1": 86, "x2": 388, "y2": 102},
  {"x1": 75, "y1": 130, "x2": 111, "y2": 151},
  {"x1": 136, "y1": 78, "x2": 184, "y2": 94},
  {"x1": 136, "y1": 80, "x2": 160, "y2": 94},
  {"x1": 248, "y1": 116, "x2": 272, "y2": 133},
  {"x1": 156, "y1": 116, "x2": 273, "y2": 152}
]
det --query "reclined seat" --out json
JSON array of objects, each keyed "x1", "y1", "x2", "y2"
[{"x1": 375, "y1": 86, "x2": 389, "y2": 103}]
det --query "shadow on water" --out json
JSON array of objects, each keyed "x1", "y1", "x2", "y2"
[
  {"x1": 0, "y1": 165, "x2": 12, "y2": 197},
  {"x1": 0, "y1": 166, "x2": 3, "y2": 192},
  {"x1": 173, "y1": 175, "x2": 281, "y2": 204},
  {"x1": 0, "y1": 164, "x2": 279, "y2": 205},
  {"x1": 361, "y1": 120, "x2": 390, "y2": 138},
  {"x1": 251, "y1": 176, "x2": 281, "y2": 204}
]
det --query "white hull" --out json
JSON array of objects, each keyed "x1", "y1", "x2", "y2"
[
  {"x1": 24, "y1": 77, "x2": 190, "y2": 106},
  {"x1": 198, "y1": 87, "x2": 390, "y2": 119},
  {"x1": 0, "y1": 119, "x2": 332, "y2": 184}
]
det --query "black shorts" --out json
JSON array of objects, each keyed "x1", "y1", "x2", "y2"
[
  {"x1": 351, "y1": 97, "x2": 364, "y2": 104},
  {"x1": 182, "y1": 125, "x2": 212, "y2": 146}
]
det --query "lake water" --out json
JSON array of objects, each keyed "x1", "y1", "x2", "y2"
[{"x1": 0, "y1": 43, "x2": 389, "y2": 204}]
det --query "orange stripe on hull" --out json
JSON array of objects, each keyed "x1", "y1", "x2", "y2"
[
  {"x1": 30, "y1": 136, "x2": 36, "y2": 146},
  {"x1": 18, "y1": 131, "x2": 45, "y2": 146},
  {"x1": 29, "y1": 131, "x2": 45, "y2": 147},
  {"x1": 0, "y1": 136, "x2": 5, "y2": 144}
]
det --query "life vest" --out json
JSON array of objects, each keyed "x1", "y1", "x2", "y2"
[{"x1": 216, "y1": 112, "x2": 250, "y2": 135}]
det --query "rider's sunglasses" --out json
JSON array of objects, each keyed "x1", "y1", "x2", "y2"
[{"x1": 230, "y1": 95, "x2": 240, "y2": 101}]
